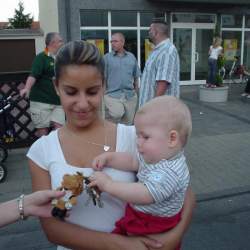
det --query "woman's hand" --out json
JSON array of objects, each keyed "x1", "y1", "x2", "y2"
[{"x1": 24, "y1": 190, "x2": 65, "y2": 218}]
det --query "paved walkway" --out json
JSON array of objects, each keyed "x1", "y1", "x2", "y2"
[
  {"x1": 0, "y1": 83, "x2": 249, "y2": 249},
  {"x1": 181, "y1": 84, "x2": 250, "y2": 200}
]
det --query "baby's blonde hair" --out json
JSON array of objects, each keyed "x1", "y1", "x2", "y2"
[{"x1": 136, "y1": 96, "x2": 192, "y2": 147}]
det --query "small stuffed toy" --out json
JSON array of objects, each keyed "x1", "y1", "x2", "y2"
[{"x1": 51, "y1": 172, "x2": 84, "y2": 220}]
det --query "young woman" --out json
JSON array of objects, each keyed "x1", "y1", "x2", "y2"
[
  {"x1": 28, "y1": 40, "x2": 195, "y2": 250},
  {"x1": 207, "y1": 37, "x2": 223, "y2": 87}
]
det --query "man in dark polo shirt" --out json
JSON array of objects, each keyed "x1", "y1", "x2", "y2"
[
  {"x1": 104, "y1": 33, "x2": 140, "y2": 125},
  {"x1": 20, "y1": 32, "x2": 64, "y2": 137}
]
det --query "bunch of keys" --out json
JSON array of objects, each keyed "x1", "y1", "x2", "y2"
[{"x1": 84, "y1": 177, "x2": 103, "y2": 208}]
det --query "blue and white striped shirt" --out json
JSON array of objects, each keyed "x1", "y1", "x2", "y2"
[
  {"x1": 133, "y1": 151, "x2": 190, "y2": 217},
  {"x1": 139, "y1": 39, "x2": 180, "y2": 107}
]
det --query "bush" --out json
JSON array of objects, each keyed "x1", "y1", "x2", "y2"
[
  {"x1": 215, "y1": 74, "x2": 223, "y2": 87},
  {"x1": 216, "y1": 55, "x2": 225, "y2": 86}
]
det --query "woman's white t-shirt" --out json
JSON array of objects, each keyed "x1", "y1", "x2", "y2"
[
  {"x1": 27, "y1": 124, "x2": 137, "y2": 250},
  {"x1": 209, "y1": 45, "x2": 223, "y2": 60}
]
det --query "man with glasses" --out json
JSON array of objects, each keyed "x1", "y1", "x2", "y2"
[{"x1": 104, "y1": 33, "x2": 140, "y2": 125}]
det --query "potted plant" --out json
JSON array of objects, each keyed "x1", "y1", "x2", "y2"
[
  {"x1": 199, "y1": 38, "x2": 229, "y2": 102},
  {"x1": 215, "y1": 55, "x2": 226, "y2": 87}
]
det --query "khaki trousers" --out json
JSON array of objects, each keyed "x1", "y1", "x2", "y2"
[
  {"x1": 104, "y1": 94, "x2": 138, "y2": 125},
  {"x1": 29, "y1": 101, "x2": 65, "y2": 128}
]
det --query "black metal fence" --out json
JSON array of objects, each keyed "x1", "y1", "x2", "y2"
[{"x1": 0, "y1": 72, "x2": 36, "y2": 148}]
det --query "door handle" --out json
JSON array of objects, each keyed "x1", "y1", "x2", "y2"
[{"x1": 195, "y1": 52, "x2": 199, "y2": 63}]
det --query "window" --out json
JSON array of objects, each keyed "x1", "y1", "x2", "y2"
[
  {"x1": 80, "y1": 10, "x2": 108, "y2": 26},
  {"x1": 140, "y1": 12, "x2": 165, "y2": 26},
  {"x1": 111, "y1": 11, "x2": 137, "y2": 26},
  {"x1": 81, "y1": 30, "x2": 109, "y2": 55},
  {"x1": 173, "y1": 29, "x2": 192, "y2": 81},
  {"x1": 245, "y1": 15, "x2": 250, "y2": 28},
  {"x1": 221, "y1": 14, "x2": 242, "y2": 28},
  {"x1": 222, "y1": 31, "x2": 242, "y2": 59},
  {"x1": 140, "y1": 29, "x2": 152, "y2": 70},
  {"x1": 243, "y1": 32, "x2": 250, "y2": 68},
  {"x1": 222, "y1": 31, "x2": 242, "y2": 78},
  {"x1": 172, "y1": 13, "x2": 215, "y2": 23}
]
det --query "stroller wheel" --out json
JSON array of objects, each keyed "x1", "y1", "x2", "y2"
[
  {"x1": 0, "y1": 145, "x2": 8, "y2": 162},
  {"x1": 0, "y1": 163, "x2": 7, "y2": 182}
]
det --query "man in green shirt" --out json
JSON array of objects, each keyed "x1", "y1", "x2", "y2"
[{"x1": 20, "y1": 32, "x2": 64, "y2": 137}]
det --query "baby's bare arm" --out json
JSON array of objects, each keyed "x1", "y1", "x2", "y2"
[{"x1": 93, "y1": 152, "x2": 139, "y2": 171}]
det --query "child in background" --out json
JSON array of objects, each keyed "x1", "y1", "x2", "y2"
[{"x1": 90, "y1": 95, "x2": 192, "y2": 238}]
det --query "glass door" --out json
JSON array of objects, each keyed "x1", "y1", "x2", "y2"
[
  {"x1": 173, "y1": 28, "x2": 192, "y2": 82},
  {"x1": 195, "y1": 29, "x2": 214, "y2": 81},
  {"x1": 172, "y1": 24, "x2": 214, "y2": 85}
]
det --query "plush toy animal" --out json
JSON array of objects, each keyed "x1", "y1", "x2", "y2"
[{"x1": 51, "y1": 172, "x2": 84, "y2": 220}]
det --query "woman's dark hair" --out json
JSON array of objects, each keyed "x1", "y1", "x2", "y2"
[{"x1": 55, "y1": 40, "x2": 104, "y2": 80}]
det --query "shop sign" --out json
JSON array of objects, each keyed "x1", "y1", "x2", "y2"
[
  {"x1": 223, "y1": 39, "x2": 237, "y2": 60},
  {"x1": 87, "y1": 39, "x2": 105, "y2": 55},
  {"x1": 145, "y1": 39, "x2": 154, "y2": 61}
]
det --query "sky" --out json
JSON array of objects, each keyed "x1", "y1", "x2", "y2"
[{"x1": 0, "y1": 0, "x2": 38, "y2": 21}]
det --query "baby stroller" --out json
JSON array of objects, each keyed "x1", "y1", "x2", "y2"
[{"x1": 0, "y1": 92, "x2": 20, "y2": 182}]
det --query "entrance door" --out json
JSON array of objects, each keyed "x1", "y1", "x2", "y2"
[{"x1": 172, "y1": 24, "x2": 214, "y2": 85}]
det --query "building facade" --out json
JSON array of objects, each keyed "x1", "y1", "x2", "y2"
[{"x1": 40, "y1": 0, "x2": 250, "y2": 85}]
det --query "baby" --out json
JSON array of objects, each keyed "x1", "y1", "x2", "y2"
[{"x1": 90, "y1": 95, "x2": 192, "y2": 236}]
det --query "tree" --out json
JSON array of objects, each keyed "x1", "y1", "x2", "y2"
[{"x1": 8, "y1": 1, "x2": 33, "y2": 29}]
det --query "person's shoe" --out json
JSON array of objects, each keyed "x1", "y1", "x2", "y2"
[
  {"x1": 211, "y1": 84, "x2": 217, "y2": 88},
  {"x1": 205, "y1": 83, "x2": 211, "y2": 88},
  {"x1": 241, "y1": 93, "x2": 248, "y2": 97}
]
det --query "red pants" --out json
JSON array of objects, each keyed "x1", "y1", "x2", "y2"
[{"x1": 113, "y1": 204, "x2": 182, "y2": 249}]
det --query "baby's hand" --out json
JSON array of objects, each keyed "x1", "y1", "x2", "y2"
[
  {"x1": 92, "y1": 153, "x2": 109, "y2": 170},
  {"x1": 89, "y1": 172, "x2": 112, "y2": 192}
]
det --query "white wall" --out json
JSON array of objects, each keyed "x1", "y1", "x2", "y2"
[
  {"x1": 39, "y1": 0, "x2": 59, "y2": 34},
  {"x1": 35, "y1": 36, "x2": 45, "y2": 53}
]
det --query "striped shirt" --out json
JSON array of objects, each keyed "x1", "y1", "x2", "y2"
[
  {"x1": 139, "y1": 39, "x2": 180, "y2": 107},
  {"x1": 133, "y1": 151, "x2": 190, "y2": 217}
]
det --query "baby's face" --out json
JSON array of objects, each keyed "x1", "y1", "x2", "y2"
[{"x1": 134, "y1": 113, "x2": 170, "y2": 164}]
